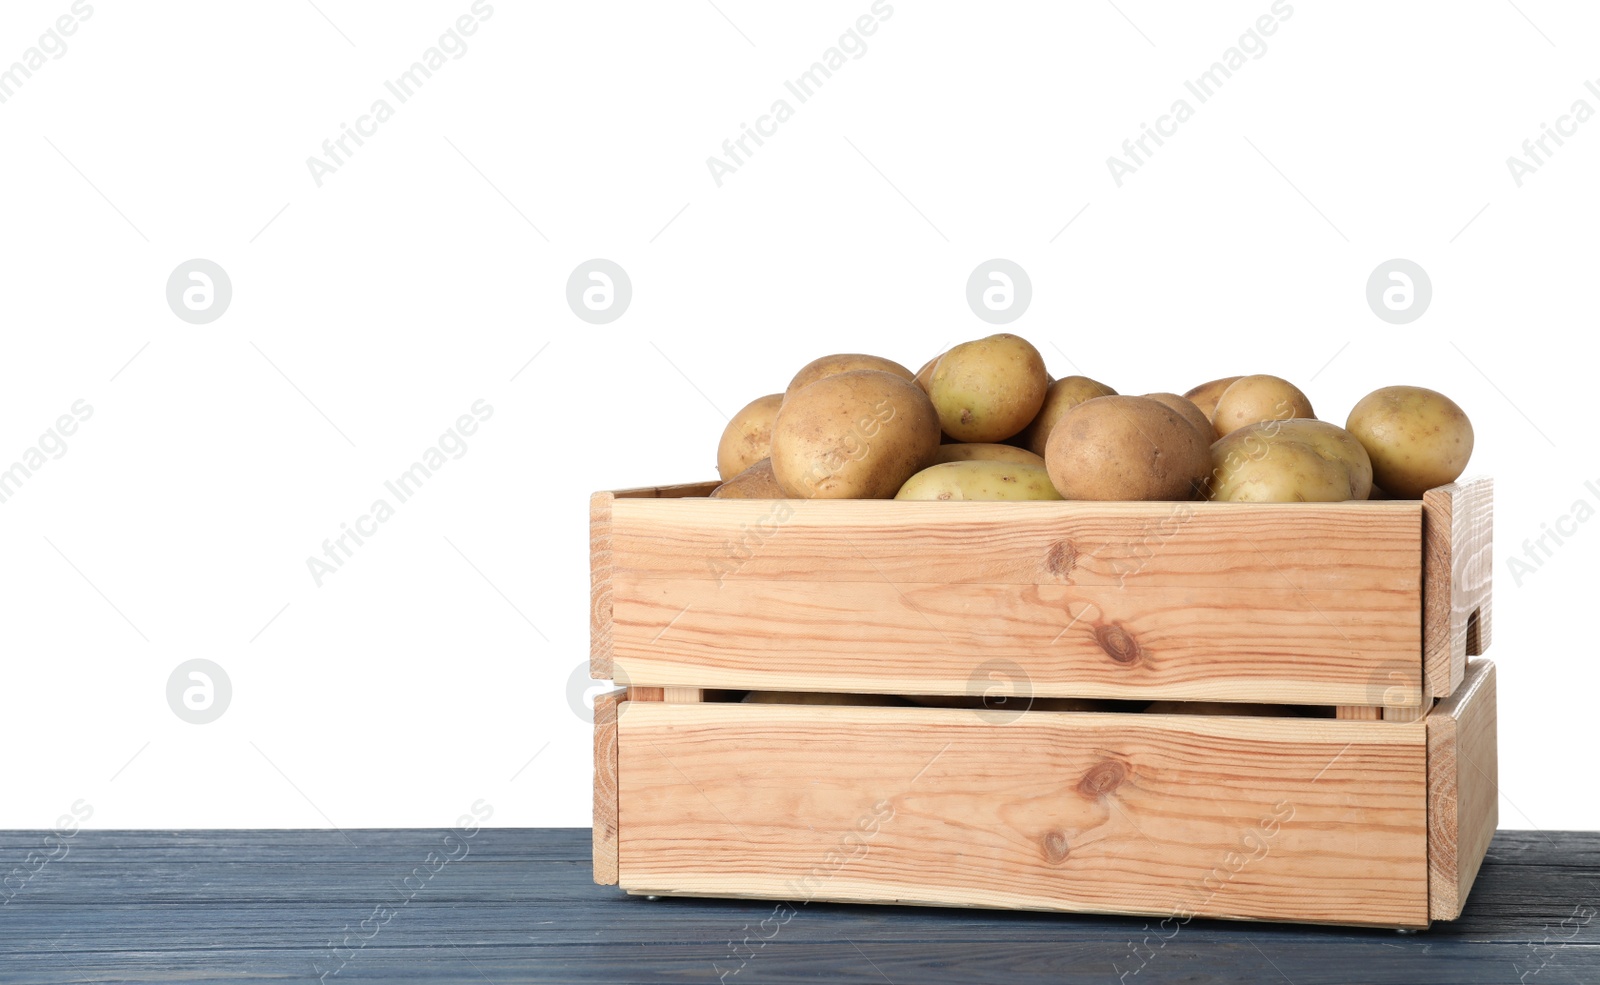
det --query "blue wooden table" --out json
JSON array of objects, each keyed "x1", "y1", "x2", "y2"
[{"x1": 2, "y1": 829, "x2": 1595, "y2": 983}]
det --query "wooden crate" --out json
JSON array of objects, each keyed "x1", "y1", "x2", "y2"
[
  {"x1": 593, "y1": 659, "x2": 1498, "y2": 928},
  {"x1": 589, "y1": 476, "x2": 1498, "y2": 927},
  {"x1": 592, "y1": 477, "x2": 1492, "y2": 710}
]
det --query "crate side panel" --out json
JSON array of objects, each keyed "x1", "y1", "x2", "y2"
[
  {"x1": 618, "y1": 704, "x2": 1430, "y2": 927},
  {"x1": 1427, "y1": 659, "x2": 1498, "y2": 920}
]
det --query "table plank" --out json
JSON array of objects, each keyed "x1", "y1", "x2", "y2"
[{"x1": 0, "y1": 829, "x2": 1594, "y2": 984}]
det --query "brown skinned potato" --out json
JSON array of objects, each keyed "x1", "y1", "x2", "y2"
[
  {"x1": 1143, "y1": 392, "x2": 1213, "y2": 439},
  {"x1": 1045, "y1": 395, "x2": 1211, "y2": 501},
  {"x1": 1017, "y1": 375, "x2": 1117, "y2": 456},
  {"x1": 709, "y1": 458, "x2": 786, "y2": 499},
  {"x1": 1212, "y1": 375, "x2": 1316, "y2": 438},
  {"x1": 1345, "y1": 386, "x2": 1474, "y2": 498},
  {"x1": 927, "y1": 334, "x2": 1049, "y2": 442},
  {"x1": 769, "y1": 370, "x2": 941, "y2": 499},
  {"x1": 716, "y1": 394, "x2": 784, "y2": 480},
  {"x1": 1183, "y1": 376, "x2": 1244, "y2": 421},
  {"x1": 785, "y1": 354, "x2": 914, "y2": 402}
]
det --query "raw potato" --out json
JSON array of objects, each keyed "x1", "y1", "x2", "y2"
[
  {"x1": 913, "y1": 354, "x2": 941, "y2": 393},
  {"x1": 1183, "y1": 376, "x2": 1244, "y2": 421},
  {"x1": 1143, "y1": 392, "x2": 1213, "y2": 439},
  {"x1": 1045, "y1": 396, "x2": 1211, "y2": 501},
  {"x1": 709, "y1": 458, "x2": 786, "y2": 499},
  {"x1": 1345, "y1": 385, "x2": 1474, "y2": 498},
  {"x1": 785, "y1": 353, "x2": 914, "y2": 401},
  {"x1": 1018, "y1": 375, "x2": 1117, "y2": 456},
  {"x1": 1268, "y1": 419, "x2": 1374, "y2": 500},
  {"x1": 716, "y1": 393, "x2": 783, "y2": 480},
  {"x1": 927, "y1": 334, "x2": 1049, "y2": 442},
  {"x1": 1212, "y1": 375, "x2": 1316, "y2": 438},
  {"x1": 744, "y1": 690, "x2": 906, "y2": 706},
  {"x1": 769, "y1": 370, "x2": 941, "y2": 499},
  {"x1": 932, "y1": 443, "x2": 1046, "y2": 467},
  {"x1": 895, "y1": 461, "x2": 1063, "y2": 501},
  {"x1": 1208, "y1": 435, "x2": 1352, "y2": 503}
]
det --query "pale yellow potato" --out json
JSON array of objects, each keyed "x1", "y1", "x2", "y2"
[
  {"x1": 927, "y1": 334, "x2": 1049, "y2": 442},
  {"x1": 716, "y1": 393, "x2": 783, "y2": 480},
  {"x1": 1183, "y1": 376, "x2": 1244, "y2": 421},
  {"x1": 770, "y1": 370, "x2": 941, "y2": 499},
  {"x1": 1208, "y1": 437, "x2": 1352, "y2": 503},
  {"x1": 1345, "y1": 385, "x2": 1474, "y2": 499},
  {"x1": 1212, "y1": 375, "x2": 1315, "y2": 438},
  {"x1": 709, "y1": 458, "x2": 786, "y2": 499},
  {"x1": 1045, "y1": 396, "x2": 1211, "y2": 501},
  {"x1": 1267, "y1": 419, "x2": 1374, "y2": 500},
  {"x1": 785, "y1": 353, "x2": 914, "y2": 401},
  {"x1": 743, "y1": 690, "x2": 906, "y2": 706},
  {"x1": 1018, "y1": 375, "x2": 1117, "y2": 456},
  {"x1": 932, "y1": 443, "x2": 1046, "y2": 467},
  {"x1": 894, "y1": 461, "x2": 1062, "y2": 501},
  {"x1": 1143, "y1": 392, "x2": 1213, "y2": 439}
]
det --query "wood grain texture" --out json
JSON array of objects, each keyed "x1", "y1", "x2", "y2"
[
  {"x1": 1336, "y1": 705, "x2": 1382, "y2": 720},
  {"x1": 3, "y1": 829, "x2": 1593, "y2": 983},
  {"x1": 591, "y1": 688, "x2": 624, "y2": 885},
  {"x1": 1424, "y1": 477, "x2": 1494, "y2": 699},
  {"x1": 618, "y1": 702, "x2": 1431, "y2": 927},
  {"x1": 589, "y1": 491, "x2": 614, "y2": 681},
  {"x1": 605, "y1": 495, "x2": 1425, "y2": 706},
  {"x1": 594, "y1": 483, "x2": 724, "y2": 680},
  {"x1": 1428, "y1": 658, "x2": 1498, "y2": 921}
]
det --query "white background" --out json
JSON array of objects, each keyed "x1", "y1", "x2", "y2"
[{"x1": 1, "y1": 0, "x2": 1595, "y2": 831}]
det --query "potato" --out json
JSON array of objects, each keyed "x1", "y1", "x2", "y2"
[
  {"x1": 709, "y1": 458, "x2": 786, "y2": 499},
  {"x1": 1212, "y1": 375, "x2": 1315, "y2": 438},
  {"x1": 895, "y1": 461, "x2": 1062, "y2": 501},
  {"x1": 1142, "y1": 392, "x2": 1212, "y2": 439},
  {"x1": 785, "y1": 353, "x2": 914, "y2": 401},
  {"x1": 1345, "y1": 386, "x2": 1474, "y2": 498},
  {"x1": 716, "y1": 393, "x2": 783, "y2": 480},
  {"x1": 1183, "y1": 376, "x2": 1243, "y2": 421},
  {"x1": 770, "y1": 370, "x2": 941, "y2": 499},
  {"x1": 913, "y1": 354, "x2": 941, "y2": 393},
  {"x1": 1268, "y1": 419, "x2": 1374, "y2": 500},
  {"x1": 1208, "y1": 434, "x2": 1352, "y2": 503},
  {"x1": 927, "y1": 334, "x2": 1049, "y2": 442},
  {"x1": 932, "y1": 443, "x2": 1046, "y2": 467},
  {"x1": 1017, "y1": 375, "x2": 1117, "y2": 456},
  {"x1": 1045, "y1": 396, "x2": 1211, "y2": 501},
  {"x1": 744, "y1": 690, "x2": 906, "y2": 706}
]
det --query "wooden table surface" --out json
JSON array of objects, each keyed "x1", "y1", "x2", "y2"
[{"x1": 2, "y1": 828, "x2": 1595, "y2": 984}]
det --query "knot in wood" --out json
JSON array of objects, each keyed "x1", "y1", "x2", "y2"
[
  {"x1": 1095, "y1": 624, "x2": 1141, "y2": 665},
  {"x1": 1077, "y1": 759, "x2": 1128, "y2": 799},
  {"x1": 1041, "y1": 830, "x2": 1071, "y2": 864},
  {"x1": 1045, "y1": 541, "x2": 1078, "y2": 579}
]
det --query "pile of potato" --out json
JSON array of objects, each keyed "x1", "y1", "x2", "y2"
[{"x1": 712, "y1": 333, "x2": 1474, "y2": 503}]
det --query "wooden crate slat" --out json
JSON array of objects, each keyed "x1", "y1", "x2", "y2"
[
  {"x1": 591, "y1": 687, "x2": 625, "y2": 886},
  {"x1": 1427, "y1": 658, "x2": 1498, "y2": 920},
  {"x1": 612, "y1": 578, "x2": 1419, "y2": 705},
  {"x1": 611, "y1": 497, "x2": 1422, "y2": 590},
  {"x1": 618, "y1": 703, "x2": 1430, "y2": 927},
  {"x1": 1423, "y1": 477, "x2": 1494, "y2": 698}
]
